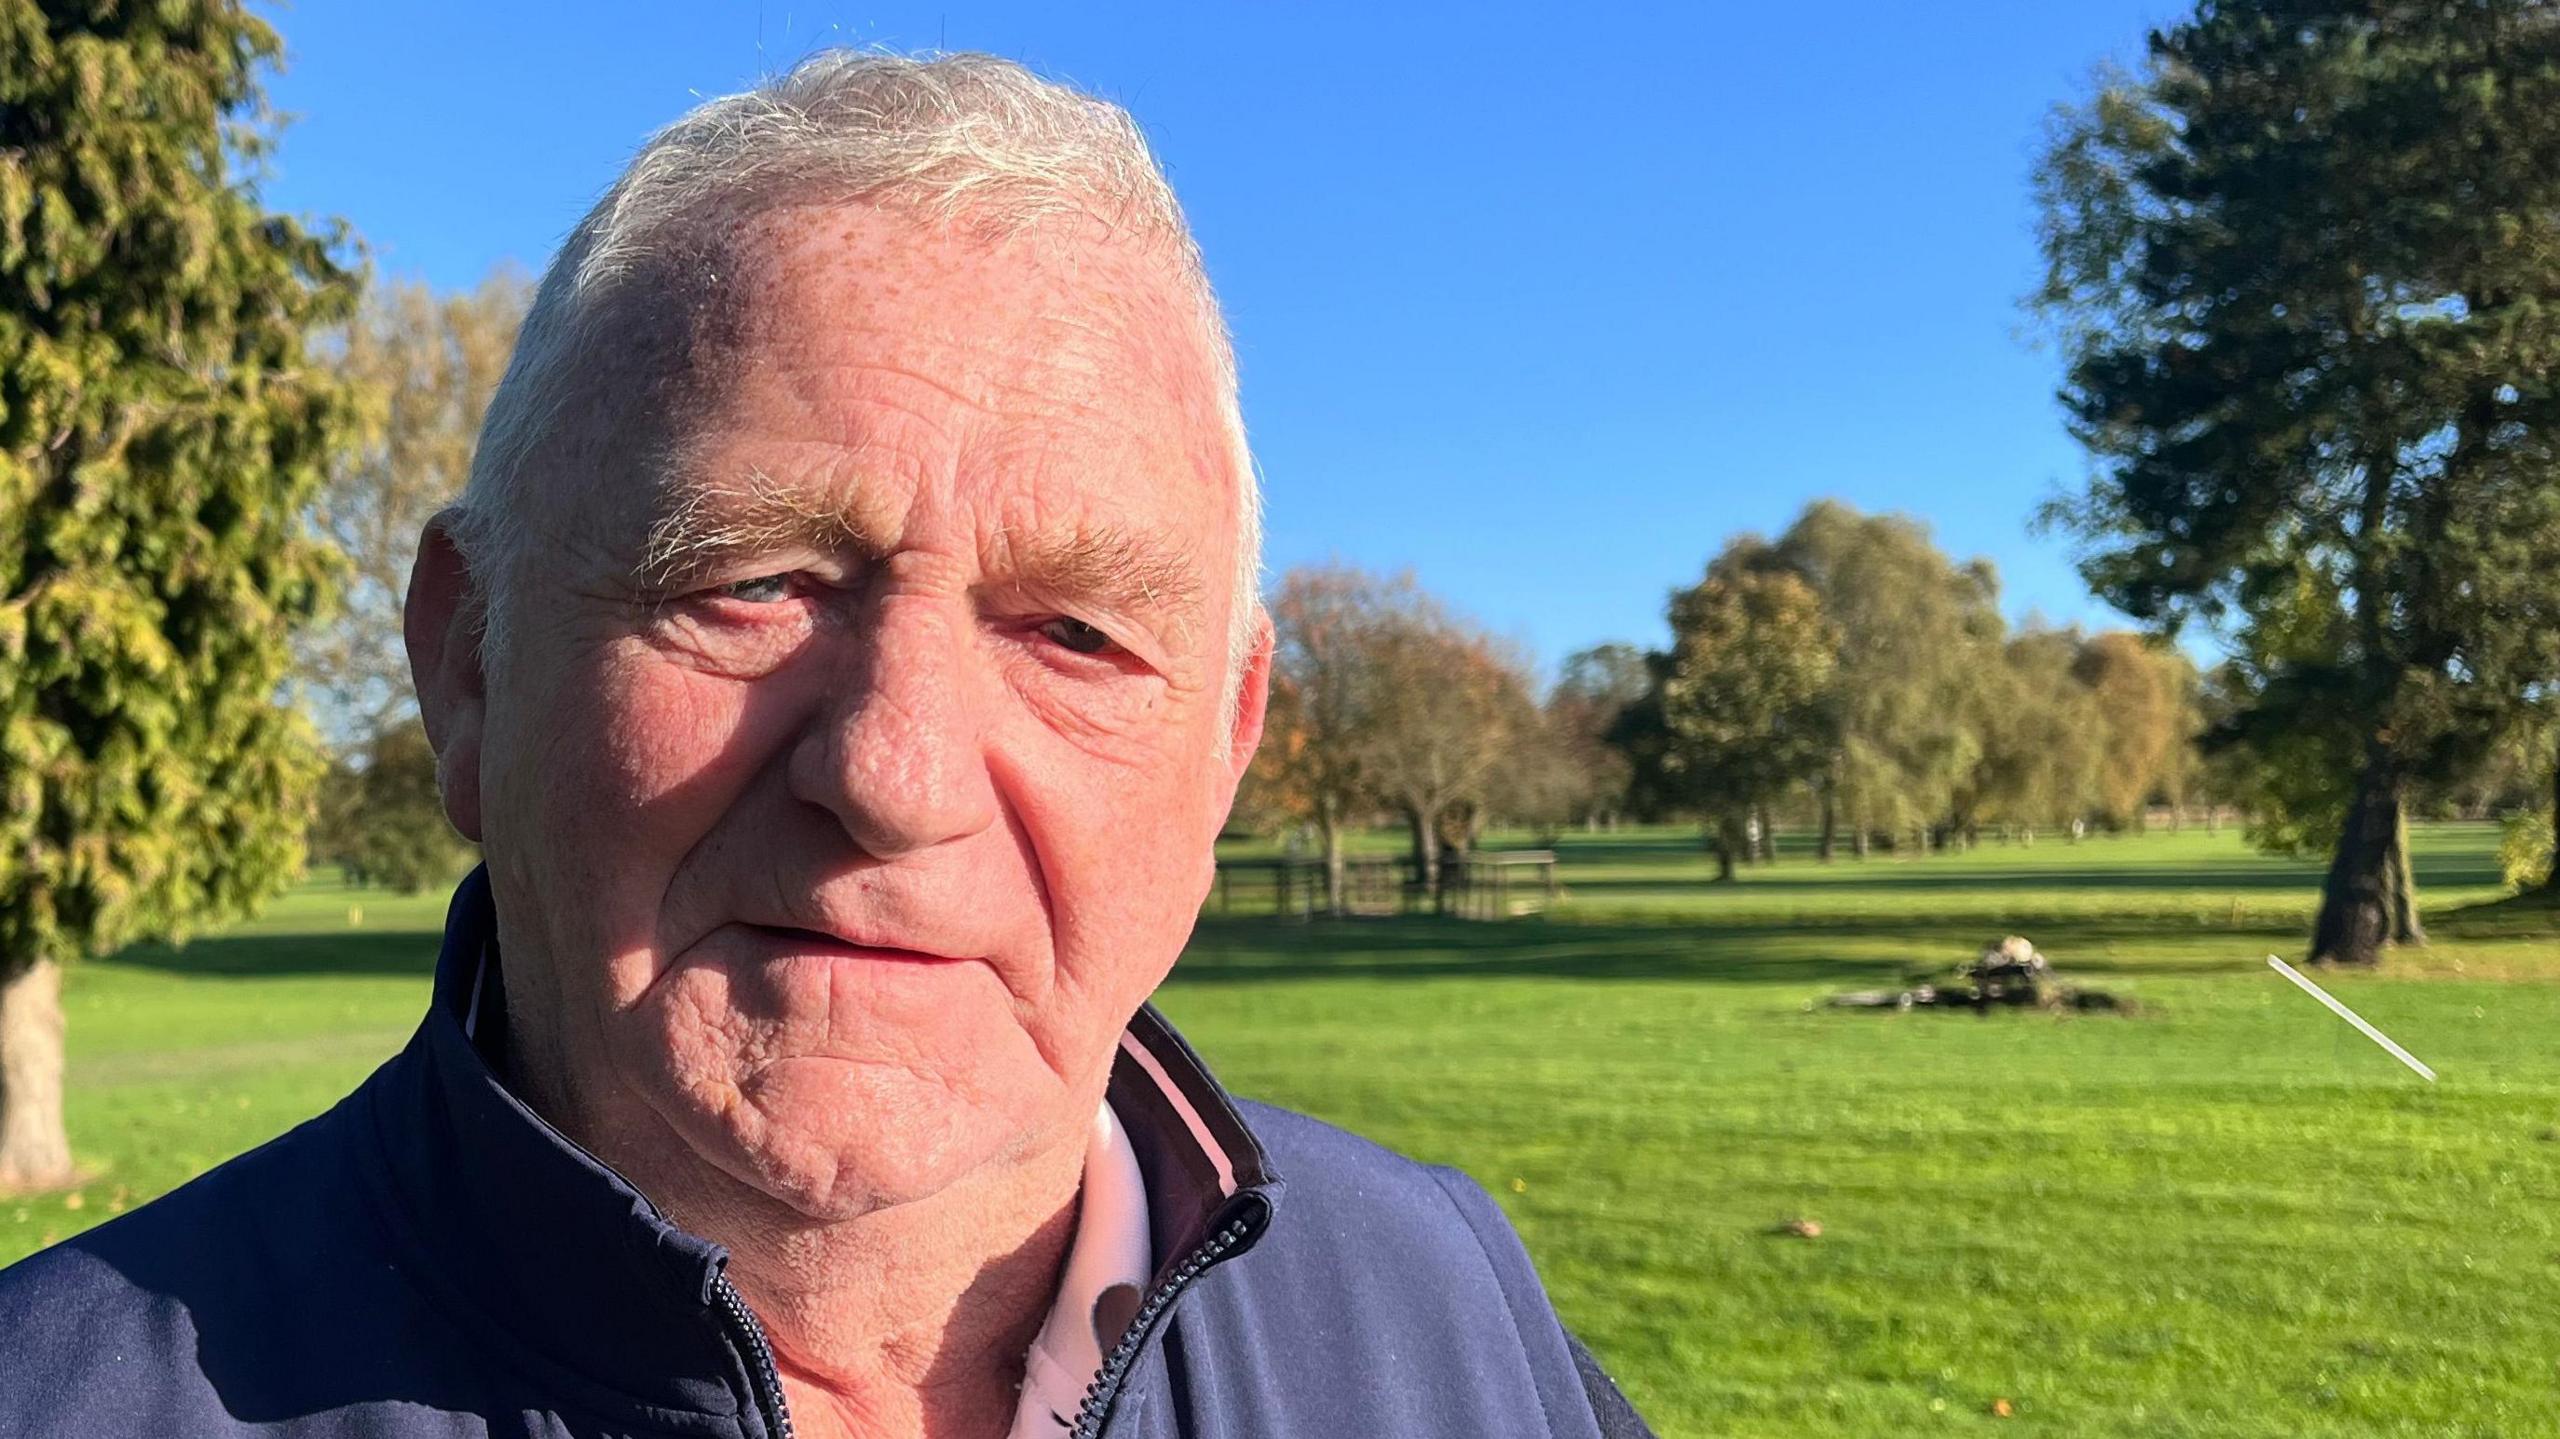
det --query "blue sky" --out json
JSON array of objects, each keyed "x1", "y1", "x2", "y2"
[{"x1": 256, "y1": 0, "x2": 2183, "y2": 676}]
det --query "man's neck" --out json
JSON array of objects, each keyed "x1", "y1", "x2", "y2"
[
  {"x1": 502, "y1": 1035, "x2": 1092, "y2": 1439},
  {"x1": 712, "y1": 1148, "x2": 1087, "y2": 1439}
]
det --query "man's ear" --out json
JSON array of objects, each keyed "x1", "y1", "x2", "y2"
[
  {"x1": 405, "y1": 511, "x2": 490, "y2": 843},
  {"x1": 1224, "y1": 610, "x2": 1274, "y2": 783}
]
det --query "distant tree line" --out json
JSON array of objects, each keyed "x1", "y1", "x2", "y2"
[
  {"x1": 1241, "y1": 486, "x2": 2560, "y2": 940},
  {"x1": 1238, "y1": 502, "x2": 2231, "y2": 907}
]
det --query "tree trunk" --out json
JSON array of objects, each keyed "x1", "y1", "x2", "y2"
[
  {"x1": 1437, "y1": 805, "x2": 1475, "y2": 911},
  {"x1": 2543, "y1": 754, "x2": 2560, "y2": 894},
  {"x1": 1753, "y1": 804, "x2": 1775, "y2": 864},
  {"x1": 0, "y1": 958, "x2": 74, "y2": 1193},
  {"x1": 1851, "y1": 827, "x2": 1871, "y2": 860},
  {"x1": 1439, "y1": 804, "x2": 1476, "y2": 863},
  {"x1": 1409, "y1": 806, "x2": 1443, "y2": 913},
  {"x1": 2309, "y1": 750, "x2": 2404, "y2": 966},
  {"x1": 1817, "y1": 790, "x2": 1837, "y2": 863},
  {"x1": 2386, "y1": 800, "x2": 2425, "y2": 946},
  {"x1": 1711, "y1": 817, "x2": 1740, "y2": 882},
  {"x1": 1319, "y1": 800, "x2": 1346, "y2": 917}
]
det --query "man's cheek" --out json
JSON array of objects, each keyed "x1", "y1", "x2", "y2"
[
  {"x1": 1046, "y1": 775, "x2": 1210, "y2": 976},
  {"x1": 585, "y1": 661, "x2": 782, "y2": 814}
]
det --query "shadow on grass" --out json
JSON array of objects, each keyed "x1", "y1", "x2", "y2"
[
  {"x1": 2437, "y1": 888, "x2": 2560, "y2": 941},
  {"x1": 1531, "y1": 858, "x2": 2499, "y2": 894},
  {"x1": 99, "y1": 909, "x2": 2282, "y2": 989},
  {"x1": 1167, "y1": 914, "x2": 2277, "y2": 988},
  {"x1": 104, "y1": 931, "x2": 440, "y2": 980},
  {"x1": 1525, "y1": 835, "x2": 2499, "y2": 880}
]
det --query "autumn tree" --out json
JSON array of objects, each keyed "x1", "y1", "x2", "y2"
[
  {"x1": 1966, "y1": 628, "x2": 2106, "y2": 844},
  {"x1": 1542, "y1": 642, "x2": 1649, "y2": 829},
  {"x1": 1657, "y1": 568, "x2": 1839, "y2": 880},
  {"x1": 1256, "y1": 566, "x2": 1396, "y2": 914},
  {"x1": 299, "y1": 272, "x2": 524, "y2": 889},
  {"x1": 1355, "y1": 602, "x2": 1541, "y2": 905},
  {"x1": 302, "y1": 271, "x2": 526, "y2": 741},
  {"x1": 2037, "y1": 0, "x2": 2560, "y2": 963},
  {"x1": 1751, "y1": 503, "x2": 2002, "y2": 858},
  {"x1": 2492, "y1": 708, "x2": 2555, "y2": 888},
  {"x1": 0, "y1": 2, "x2": 361, "y2": 1187},
  {"x1": 2530, "y1": 717, "x2": 2560, "y2": 894},
  {"x1": 1252, "y1": 566, "x2": 1545, "y2": 910},
  {"x1": 2073, "y1": 631, "x2": 2200, "y2": 829}
]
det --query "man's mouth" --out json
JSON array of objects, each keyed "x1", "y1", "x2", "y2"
[{"x1": 735, "y1": 921, "x2": 967, "y2": 966}]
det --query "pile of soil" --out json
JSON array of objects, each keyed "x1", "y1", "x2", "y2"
[{"x1": 1823, "y1": 935, "x2": 2140, "y2": 1014}]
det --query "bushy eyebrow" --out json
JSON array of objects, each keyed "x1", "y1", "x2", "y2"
[
  {"x1": 985, "y1": 520, "x2": 1208, "y2": 643},
  {"x1": 635, "y1": 471, "x2": 874, "y2": 593},
  {"x1": 635, "y1": 470, "x2": 1209, "y2": 642}
]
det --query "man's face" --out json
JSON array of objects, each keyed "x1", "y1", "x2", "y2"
[{"x1": 421, "y1": 207, "x2": 1265, "y2": 1220}]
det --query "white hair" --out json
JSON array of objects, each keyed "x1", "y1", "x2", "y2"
[{"x1": 450, "y1": 50, "x2": 1263, "y2": 721}]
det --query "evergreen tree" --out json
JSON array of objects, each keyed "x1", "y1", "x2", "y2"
[
  {"x1": 0, "y1": 3, "x2": 361, "y2": 1187},
  {"x1": 2036, "y1": 0, "x2": 2560, "y2": 963}
]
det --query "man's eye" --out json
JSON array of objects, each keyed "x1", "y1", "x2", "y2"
[
  {"x1": 718, "y1": 574, "x2": 793, "y2": 604},
  {"x1": 1039, "y1": 617, "x2": 1120, "y2": 655}
]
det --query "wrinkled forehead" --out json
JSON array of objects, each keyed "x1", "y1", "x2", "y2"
[
  {"x1": 729, "y1": 202, "x2": 1218, "y2": 385},
  {"x1": 548, "y1": 202, "x2": 1241, "y2": 559}
]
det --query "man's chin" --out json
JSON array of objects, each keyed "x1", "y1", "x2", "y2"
[{"x1": 685, "y1": 1057, "x2": 1044, "y2": 1220}]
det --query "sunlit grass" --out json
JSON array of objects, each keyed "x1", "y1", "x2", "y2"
[{"x1": 7, "y1": 830, "x2": 2556, "y2": 1436}]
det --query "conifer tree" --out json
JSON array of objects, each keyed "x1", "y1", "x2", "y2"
[
  {"x1": 0, "y1": 2, "x2": 360, "y2": 1187},
  {"x1": 2037, "y1": 0, "x2": 2560, "y2": 963}
]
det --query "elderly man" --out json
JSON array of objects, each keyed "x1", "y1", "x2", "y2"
[{"x1": 0, "y1": 53, "x2": 1650, "y2": 1439}]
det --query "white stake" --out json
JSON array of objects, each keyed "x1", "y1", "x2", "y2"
[{"x1": 2266, "y1": 955, "x2": 2437, "y2": 1083}]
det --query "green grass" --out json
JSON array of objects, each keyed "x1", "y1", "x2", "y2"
[{"x1": 9, "y1": 829, "x2": 2560, "y2": 1436}]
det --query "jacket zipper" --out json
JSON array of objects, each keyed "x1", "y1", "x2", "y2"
[
  {"x1": 1066, "y1": 1212, "x2": 1255, "y2": 1439},
  {"x1": 712, "y1": 1201, "x2": 1262, "y2": 1439},
  {"x1": 713, "y1": 1271, "x2": 796, "y2": 1439}
]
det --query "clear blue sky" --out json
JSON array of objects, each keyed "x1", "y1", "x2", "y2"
[{"x1": 254, "y1": 0, "x2": 2182, "y2": 676}]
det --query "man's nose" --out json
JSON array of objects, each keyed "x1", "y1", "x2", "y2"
[{"x1": 786, "y1": 598, "x2": 998, "y2": 860}]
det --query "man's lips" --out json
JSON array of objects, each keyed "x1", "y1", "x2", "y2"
[{"x1": 732, "y1": 921, "x2": 973, "y2": 966}]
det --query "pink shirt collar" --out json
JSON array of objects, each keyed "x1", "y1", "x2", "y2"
[{"x1": 1009, "y1": 1103, "x2": 1153, "y2": 1437}]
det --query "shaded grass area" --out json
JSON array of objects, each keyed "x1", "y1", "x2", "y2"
[{"x1": 7, "y1": 832, "x2": 2558, "y2": 1436}]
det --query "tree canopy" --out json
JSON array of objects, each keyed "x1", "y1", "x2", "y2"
[
  {"x1": 0, "y1": 0, "x2": 361, "y2": 1188},
  {"x1": 1658, "y1": 568, "x2": 1839, "y2": 879},
  {"x1": 301, "y1": 271, "x2": 525, "y2": 743},
  {"x1": 1750, "y1": 502, "x2": 2005, "y2": 854},
  {"x1": 2035, "y1": 0, "x2": 2560, "y2": 962}
]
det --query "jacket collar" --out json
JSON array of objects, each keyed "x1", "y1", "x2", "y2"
[{"x1": 358, "y1": 866, "x2": 1281, "y2": 1419}]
